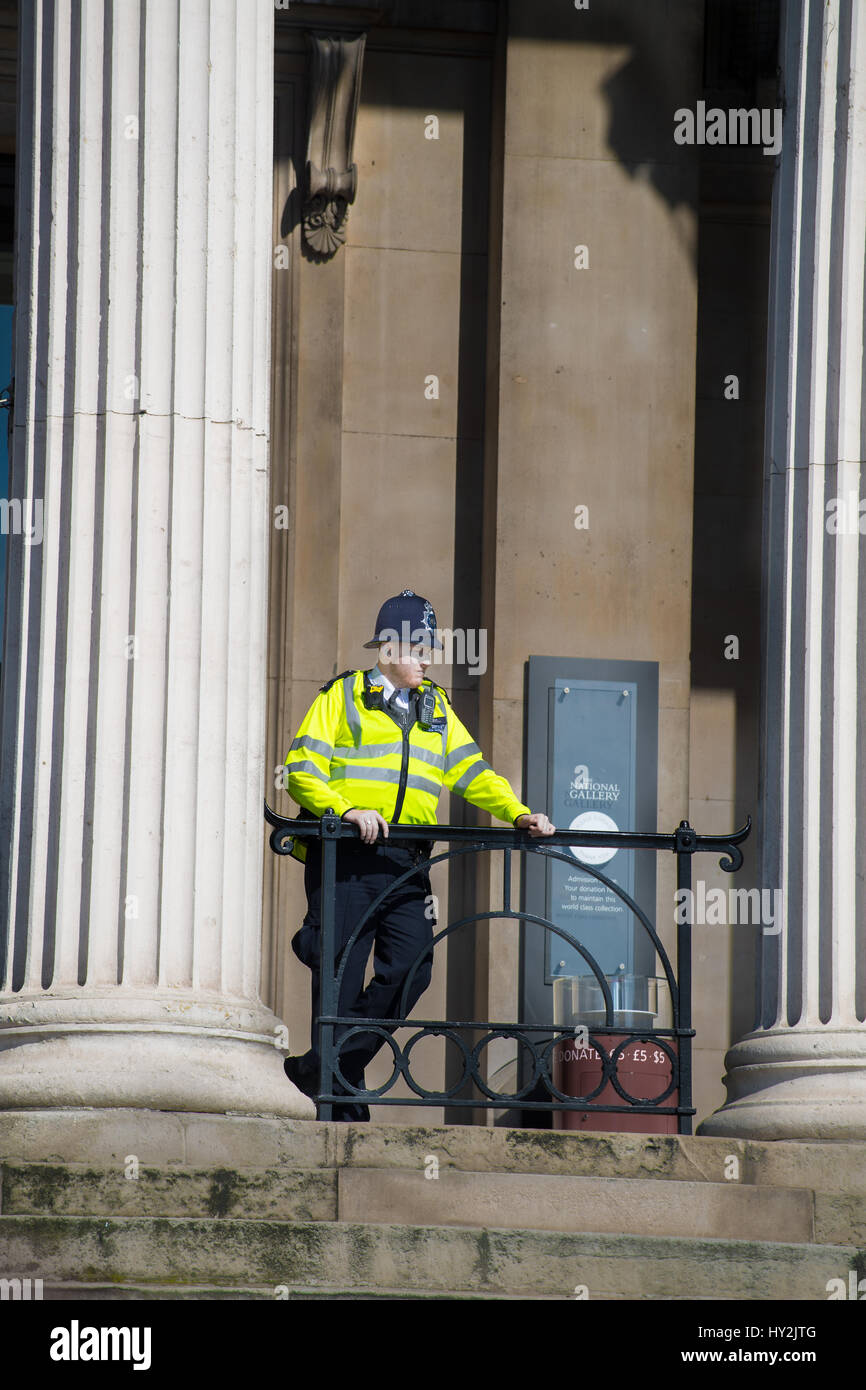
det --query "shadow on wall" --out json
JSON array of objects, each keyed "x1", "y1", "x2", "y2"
[
  {"x1": 280, "y1": 0, "x2": 705, "y2": 249},
  {"x1": 510, "y1": 0, "x2": 703, "y2": 226}
]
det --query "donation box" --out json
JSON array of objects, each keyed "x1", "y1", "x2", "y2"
[{"x1": 551, "y1": 974, "x2": 678, "y2": 1134}]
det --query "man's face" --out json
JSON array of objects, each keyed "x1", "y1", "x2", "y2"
[{"x1": 377, "y1": 640, "x2": 432, "y2": 688}]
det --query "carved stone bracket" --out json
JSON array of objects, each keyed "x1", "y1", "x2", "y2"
[{"x1": 303, "y1": 31, "x2": 366, "y2": 259}]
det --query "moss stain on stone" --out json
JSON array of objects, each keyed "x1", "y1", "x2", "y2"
[
  {"x1": 473, "y1": 1228, "x2": 492, "y2": 1287},
  {"x1": 19, "y1": 1164, "x2": 74, "y2": 1213},
  {"x1": 206, "y1": 1169, "x2": 241, "y2": 1218}
]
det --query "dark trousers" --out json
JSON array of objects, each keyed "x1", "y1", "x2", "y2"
[{"x1": 291, "y1": 839, "x2": 435, "y2": 1114}]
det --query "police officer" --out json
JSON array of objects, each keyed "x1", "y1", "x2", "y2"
[{"x1": 282, "y1": 591, "x2": 555, "y2": 1119}]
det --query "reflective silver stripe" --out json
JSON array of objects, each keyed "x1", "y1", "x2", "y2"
[
  {"x1": 445, "y1": 741, "x2": 480, "y2": 771},
  {"x1": 328, "y1": 767, "x2": 440, "y2": 797},
  {"x1": 406, "y1": 772, "x2": 441, "y2": 798},
  {"x1": 330, "y1": 767, "x2": 401, "y2": 784},
  {"x1": 452, "y1": 759, "x2": 492, "y2": 795},
  {"x1": 408, "y1": 745, "x2": 445, "y2": 769},
  {"x1": 289, "y1": 735, "x2": 333, "y2": 759},
  {"x1": 343, "y1": 674, "x2": 362, "y2": 743},
  {"x1": 286, "y1": 760, "x2": 329, "y2": 782},
  {"x1": 340, "y1": 741, "x2": 403, "y2": 759}
]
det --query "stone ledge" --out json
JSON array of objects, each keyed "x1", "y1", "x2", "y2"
[
  {"x1": 337, "y1": 1167, "x2": 816, "y2": 1243},
  {"x1": 2, "y1": 1159, "x2": 840, "y2": 1243},
  {"x1": 35, "y1": 1281, "x2": 563, "y2": 1301},
  {"x1": 1, "y1": 1112, "x2": 865, "y2": 1196},
  {"x1": 0, "y1": 1162, "x2": 337, "y2": 1222},
  {"x1": 0, "y1": 1215, "x2": 859, "y2": 1299}
]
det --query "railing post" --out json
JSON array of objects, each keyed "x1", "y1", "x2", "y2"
[
  {"x1": 674, "y1": 820, "x2": 696, "y2": 1136},
  {"x1": 317, "y1": 809, "x2": 341, "y2": 1121}
]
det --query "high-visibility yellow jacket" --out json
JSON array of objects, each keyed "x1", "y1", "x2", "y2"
[{"x1": 284, "y1": 669, "x2": 530, "y2": 860}]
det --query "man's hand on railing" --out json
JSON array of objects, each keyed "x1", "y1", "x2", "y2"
[
  {"x1": 341, "y1": 807, "x2": 390, "y2": 843},
  {"x1": 515, "y1": 812, "x2": 556, "y2": 837}
]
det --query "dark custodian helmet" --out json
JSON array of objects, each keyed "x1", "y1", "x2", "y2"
[{"x1": 362, "y1": 589, "x2": 443, "y2": 650}]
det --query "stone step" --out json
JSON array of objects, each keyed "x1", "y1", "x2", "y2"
[
  {"x1": 338, "y1": 1168, "x2": 822, "y2": 1244},
  {"x1": 0, "y1": 1161, "x2": 338, "y2": 1223},
  {"x1": 2, "y1": 1158, "x2": 863, "y2": 1246},
  {"x1": 2, "y1": 1113, "x2": 866, "y2": 1197},
  {"x1": 0, "y1": 1214, "x2": 857, "y2": 1299},
  {"x1": 328, "y1": 1126, "x2": 866, "y2": 1196},
  {"x1": 29, "y1": 1281, "x2": 569, "y2": 1301}
]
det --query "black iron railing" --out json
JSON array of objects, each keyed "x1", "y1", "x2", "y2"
[{"x1": 264, "y1": 806, "x2": 751, "y2": 1130}]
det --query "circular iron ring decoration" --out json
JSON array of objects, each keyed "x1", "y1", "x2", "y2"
[{"x1": 587, "y1": 1033, "x2": 680, "y2": 1107}]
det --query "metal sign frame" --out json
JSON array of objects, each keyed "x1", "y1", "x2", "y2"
[{"x1": 521, "y1": 656, "x2": 659, "y2": 1034}]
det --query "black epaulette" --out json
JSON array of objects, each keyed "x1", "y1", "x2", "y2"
[
  {"x1": 319, "y1": 669, "x2": 358, "y2": 694},
  {"x1": 426, "y1": 679, "x2": 452, "y2": 706}
]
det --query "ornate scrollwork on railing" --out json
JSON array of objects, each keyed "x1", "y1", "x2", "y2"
[
  {"x1": 691, "y1": 815, "x2": 752, "y2": 873},
  {"x1": 263, "y1": 799, "x2": 295, "y2": 857}
]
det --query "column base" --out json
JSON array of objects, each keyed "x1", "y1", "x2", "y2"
[
  {"x1": 697, "y1": 1026, "x2": 866, "y2": 1140},
  {"x1": 0, "y1": 992, "x2": 315, "y2": 1119}
]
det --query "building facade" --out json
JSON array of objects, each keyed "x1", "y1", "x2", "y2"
[{"x1": 0, "y1": 0, "x2": 864, "y2": 1141}]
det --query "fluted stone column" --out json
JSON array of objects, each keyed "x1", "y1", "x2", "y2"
[
  {"x1": 700, "y1": 0, "x2": 866, "y2": 1139},
  {"x1": 0, "y1": 0, "x2": 313, "y2": 1118}
]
